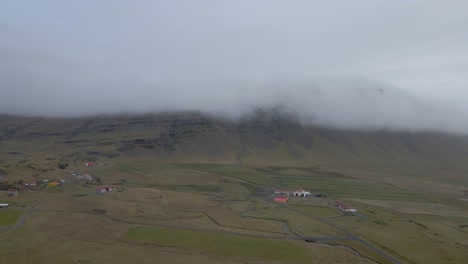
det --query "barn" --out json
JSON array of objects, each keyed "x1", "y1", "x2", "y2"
[
  {"x1": 334, "y1": 200, "x2": 357, "y2": 213},
  {"x1": 85, "y1": 162, "x2": 95, "y2": 167},
  {"x1": 274, "y1": 196, "x2": 289, "y2": 203}
]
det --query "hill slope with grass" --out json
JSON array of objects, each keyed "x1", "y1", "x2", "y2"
[{"x1": 1, "y1": 111, "x2": 468, "y2": 172}]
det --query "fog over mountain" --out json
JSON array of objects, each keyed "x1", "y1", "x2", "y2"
[{"x1": 1, "y1": 1, "x2": 468, "y2": 133}]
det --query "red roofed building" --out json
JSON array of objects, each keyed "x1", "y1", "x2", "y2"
[
  {"x1": 85, "y1": 162, "x2": 95, "y2": 167},
  {"x1": 334, "y1": 200, "x2": 357, "y2": 213},
  {"x1": 274, "y1": 196, "x2": 289, "y2": 203}
]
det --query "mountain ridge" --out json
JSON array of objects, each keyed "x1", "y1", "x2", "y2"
[{"x1": 1, "y1": 112, "x2": 468, "y2": 166}]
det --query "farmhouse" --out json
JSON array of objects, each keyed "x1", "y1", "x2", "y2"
[
  {"x1": 0, "y1": 203, "x2": 9, "y2": 208},
  {"x1": 24, "y1": 182, "x2": 37, "y2": 187},
  {"x1": 334, "y1": 200, "x2": 357, "y2": 213},
  {"x1": 85, "y1": 162, "x2": 95, "y2": 167},
  {"x1": 274, "y1": 189, "x2": 311, "y2": 197},
  {"x1": 274, "y1": 196, "x2": 289, "y2": 203}
]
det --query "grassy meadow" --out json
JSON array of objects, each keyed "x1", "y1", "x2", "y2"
[
  {"x1": 124, "y1": 225, "x2": 314, "y2": 262},
  {"x1": 0, "y1": 210, "x2": 23, "y2": 226},
  {"x1": 0, "y1": 160, "x2": 467, "y2": 263}
]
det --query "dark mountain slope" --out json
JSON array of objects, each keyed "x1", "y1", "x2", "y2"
[{"x1": 1, "y1": 112, "x2": 468, "y2": 168}]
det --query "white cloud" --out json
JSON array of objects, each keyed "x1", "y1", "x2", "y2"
[{"x1": 0, "y1": 0, "x2": 467, "y2": 133}]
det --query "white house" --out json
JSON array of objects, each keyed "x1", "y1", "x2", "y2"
[
  {"x1": 294, "y1": 189, "x2": 312, "y2": 197},
  {"x1": 0, "y1": 203, "x2": 9, "y2": 208}
]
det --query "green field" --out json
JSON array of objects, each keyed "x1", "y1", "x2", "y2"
[
  {"x1": 290, "y1": 205, "x2": 339, "y2": 217},
  {"x1": 348, "y1": 199, "x2": 468, "y2": 217},
  {"x1": 150, "y1": 184, "x2": 220, "y2": 193},
  {"x1": 198, "y1": 165, "x2": 274, "y2": 185},
  {"x1": 0, "y1": 210, "x2": 23, "y2": 226},
  {"x1": 1, "y1": 155, "x2": 468, "y2": 264},
  {"x1": 272, "y1": 174, "x2": 430, "y2": 202},
  {"x1": 124, "y1": 226, "x2": 314, "y2": 262}
]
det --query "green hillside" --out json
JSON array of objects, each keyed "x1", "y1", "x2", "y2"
[{"x1": 1, "y1": 112, "x2": 468, "y2": 190}]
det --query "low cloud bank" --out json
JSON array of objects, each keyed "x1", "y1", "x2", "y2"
[{"x1": 1, "y1": 1, "x2": 468, "y2": 134}]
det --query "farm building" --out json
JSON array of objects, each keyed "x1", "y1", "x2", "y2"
[
  {"x1": 96, "y1": 186, "x2": 118, "y2": 194},
  {"x1": 7, "y1": 189, "x2": 18, "y2": 196},
  {"x1": 24, "y1": 182, "x2": 37, "y2": 187},
  {"x1": 85, "y1": 162, "x2": 95, "y2": 167},
  {"x1": 334, "y1": 200, "x2": 357, "y2": 213},
  {"x1": 274, "y1": 196, "x2": 289, "y2": 203},
  {"x1": 0, "y1": 203, "x2": 9, "y2": 208},
  {"x1": 274, "y1": 189, "x2": 311, "y2": 197},
  {"x1": 274, "y1": 189, "x2": 295, "y2": 196},
  {"x1": 294, "y1": 189, "x2": 312, "y2": 197}
]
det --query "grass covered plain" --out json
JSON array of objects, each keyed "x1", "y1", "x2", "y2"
[
  {"x1": 124, "y1": 226, "x2": 314, "y2": 262},
  {"x1": 0, "y1": 210, "x2": 23, "y2": 226}
]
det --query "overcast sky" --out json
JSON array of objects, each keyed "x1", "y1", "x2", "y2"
[{"x1": 1, "y1": 1, "x2": 468, "y2": 133}]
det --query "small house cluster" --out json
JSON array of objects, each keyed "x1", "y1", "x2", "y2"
[
  {"x1": 334, "y1": 200, "x2": 357, "y2": 213},
  {"x1": 24, "y1": 180, "x2": 66, "y2": 188},
  {"x1": 96, "y1": 186, "x2": 118, "y2": 194},
  {"x1": 274, "y1": 189, "x2": 311, "y2": 197},
  {"x1": 0, "y1": 203, "x2": 9, "y2": 208},
  {"x1": 273, "y1": 188, "x2": 312, "y2": 203}
]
